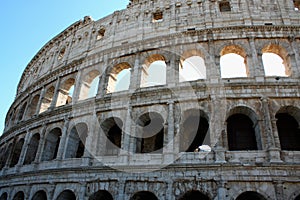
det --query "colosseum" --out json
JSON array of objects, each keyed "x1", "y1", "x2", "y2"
[{"x1": 1, "y1": 0, "x2": 300, "y2": 199}]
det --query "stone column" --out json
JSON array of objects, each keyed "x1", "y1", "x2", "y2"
[
  {"x1": 289, "y1": 37, "x2": 300, "y2": 78},
  {"x1": 17, "y1": 130, "x2": 31, "y2": 166},
  {"x1": 249, "y1": 38, "x2": 265, "y2": 80},
  {"x1": 57, "y1": 117, "x2": 70, "y2": 160},
  {"x1": 163, "y1": 101, "x2": 175, "y2": 163},
  {"x1": 35, "y1": 87, "x2": 46, "y2": 115},
  {"x1": 119, "y1": 105, "x2": 132, "y2": 164},
  {"x1": 129, "y1": 53, "x2": 141, "y2": 91},
  {"x1": 49, "y1": 77, "x2": 61, "y2": 110},
  {"x1": 274, "y1": 181, "x2": 284, "y2": 200},
  {"x1": 82, "y1": 113, "x2": 98, "y2": 164},
  {"x1": 72, "y1": 70, "x2": 82, "y2": 103},
  {"x1": 35, "y1": 124, "x2": 47, "y2": 163},
  {"x1": 217, "y1": 181, "x2": 228, "y2": 200},
  {"x1": 166, "y1": 57, "x2": 175, "y2": 87},
  {"x1": 97, "y1": 59, "x2": 109, "y2": 98}
]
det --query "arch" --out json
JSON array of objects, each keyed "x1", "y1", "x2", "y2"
[
  {"x1": 0, "y1": 143, "x2": 12, "y2": 169},
  {"x1": 262, "y1": 44, "x2": 290, "y2": 77},
  {"x1": 295, "y1": 194, "x2": 300, "y2": 200},
  {"x1": 0, "y1": 192, "x2": 8, "y2": 200},
  {"x1": 220, "y1": 45, "x2": 249, "y2": 78},
  {"x1": 178, "y1": 190, "x2": 210, "y2": 200},
  {"x1": 180, "y1": 109, "x2": 210, "y2": 152},
  {"x1": 79, "y1": 70, "x2": 100, "y2": 100},
  {"x1": 41, "y1": 128, "x2": 62, "y2": 161},
  {"x1": 141, "y1": 54, "x2": 167, "y2": 87},
  {"x1": 130, "y1": 191, "x2": 158, "y2": 200},
  {"x1": 56, "y1": 190, "x2": 76, "y2": 200},
  {"x1": 40, "y1": 86, "x2": 55, "y2": 113},
  {"x1": 56, "y1": 78, "x2": 75, "y2": 106},
  {"x1": 12, "y1": 191, "x2": 25, "y2": 200},
  {"x1": 65, "y1": 123, "x2": 88, "y2": 159},
  {"x1": 24, "y1": 133, "x2": 40, "y2": 165},
  {"x1": 88, "y1": 190, "x2": 113, "y2": 200},
  {"x1": 10, "y1": 138, "x2": 25, "y2": 167},
  {"x1": 32, "y1": 190, "x2": 47, "y2": 200},
  {"x1": 26, "y1": 95, "x2": 40, "y2": 118},
  {"x1": 236, "y1": 191, "x2": 267, "y2": 200},
  {"x1": 179, "y1": 50, "x2": 206, "y2": 81},
  {"x1": 136, "y1": 112, "x2": 164, "y2": 153},
  {"x1": 276, "y1": 106, "x2": 300, "y2": 151},
  {"x1": 106, "y1": 62, "x2": 131, "y2": 93},
  {"x1": 16, "y1": 102, "x2": 27, "y2": 122},
  {"x1": 226, "y1": 106, "x2": 261, "y2": 150},
  {"x1": 101, "y1": 117, "x2": 123, "y2": 155}
]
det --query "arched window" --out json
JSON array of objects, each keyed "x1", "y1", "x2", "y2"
[
  {"x1": 220, "y1": 45, "x2": 248, "y2": 78},
  {"x1": 276, "y1": 107, "x2": 300, "y2": 150},
  {"x1": 56, "y1": 78, "x2": 75, "y2": 106},
  {"x1": 0, "y1": 143, "x2": 12, "y2": 169},
  {"x1": 236, "y1": 191, "x2": 266, "y2": 200},
  {"x1": 178, "y1": 190, "x2": 210, "y2": 200},
  {"x1": 180, "y1": 109, "x2": 210, "y2": 152},
  {"x1": 89, "y1": 190, "x2": 113, "y2": 200},
  {"x1": 12, "y1": 192, "x2": 25, "y2": 200},
  {"x1": 41, "y1": 128, "x2": 62, "y2": 161},
  {"x1": 179, "y1": 51, "x2": 206, "y2": 82},
  {"x1": 101, "y1": 117, "x2": 123, "y2": 155},
  {"x1": 106, "y1": 63, "x2": 131, "y2": 93},
  {"x1": 262, "y1": 44, "x2": 290, "y2": 77},
  {"x1": 219, "y1": 1, "x2": 231, "y2": 12},
  {"x1": 56, "y1": 190, "x2": 76, "y2": 200},
  {"x1": 65, "y1": 123, "x2": 88, "y2": 159},
  {"x1": 40, "y1": 86, "x2": 55, "y2": 113},
  {"x1": 10, "y1": 138, "x2": 25, "y2": 167},
  {"x1": 26, "y1": 95, "x2": 40, "y2": 118},
  {"x1": 79, "y1": 70, "x2": 100, "y2": 100},
  {"x1": 16, "y1": 103, "x2": 27, "y2": 122},
  {"x1": 24, "y1": 133, "x2": 40, "y2": 165},
  {"x1": 141, "y1": 54, "x2": 166, "y2": 87},
  {"x1": 0, "y1": 193, "x2": 8, "y2": 200},
  {"x1": 32, "y1": 190, "x2": 47, "y2": 200},
  {"x1": 136, "y1": 112, "x2": 164, "y2": 153},
  {"x1": 294, "y1": 0, "x2": 300, "y2": 11},
  {"x1": 130, "y1": 191, "x2": 158, "y2": 200}
]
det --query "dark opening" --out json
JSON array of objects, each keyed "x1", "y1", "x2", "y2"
[
  {"x1": 41, "y1": 128, "x2": 62, "y2": 161},
  {"x1": 56, "y1": 190, "x2": 76, "y2": 200},
  {"x1": 32, "y1": 190, "x2": 47, "y2": 200},
  {"x1": 10, "y1": 139, "x2": 25, "y2": 167},
  {"x1": 106, "y1": 122, "x2": 122, "y2": 155},
  {"x1": 65, "y1": 123, "x2": 88, "y2": 159},
  {"x1": 130, "y1": 191, "x2": 158, "y2": 200},
  {"x1": 236, "y1": 191, "x2": 266, "y2": 200},
  {"x1": 88, "y1": 190, "x2": 113, "y2": 200},
  {"x1": 178, "y1": 190, "x2": 210, "y2": 200},
  {"x1": 0, "y1": 193, "x2": 8, "y2": 200},
  {"x1": 294, "y1": 0, "x2": 300, "y2": 10},
  {"x1": 227, "y1": 114, "x2": 258, "y2": 150},
  {"x1": 13, "y1": 191, "x2": 25, "y2": 200},
  {"x1": 153, "y1": 11, "x2": 163, "y2": 22},
  {"x1": 295, "y1": 194, "x2": 300, "y2": 200},
  {"x1": 276, "y1": 113, "x2": 300, "y2": 151},
  {"x1": 24, "y1": 133, "x2": 40, "y2": 165},
  {"x1": 181, "y1": 112, "x2": 209, "y2": 152},
  {"x1": 219, "y1": 1, "x2": 231, "y2": 12}
]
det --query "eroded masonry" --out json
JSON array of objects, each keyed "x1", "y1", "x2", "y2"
[{"x1": 1, "y1": 0, "x2": 300, "y2": 199}]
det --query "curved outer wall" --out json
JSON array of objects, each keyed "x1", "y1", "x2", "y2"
[{"x1": 1, "y1": 0, "x2": 300, "y2": 199}]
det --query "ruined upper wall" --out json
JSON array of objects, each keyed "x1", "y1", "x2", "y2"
[{"x1": 16, "y1": 0, "x2": 300, "y2": 96}]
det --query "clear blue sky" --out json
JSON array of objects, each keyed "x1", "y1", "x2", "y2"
[{"x1": 0, "y1": 1, "x2": 129, "y2": 135}]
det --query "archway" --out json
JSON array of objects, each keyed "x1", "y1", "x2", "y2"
[
  {"x1": 130, "y1": 191, "x2": 158, "y2": 200},
  {"x1": 236, "y1": 191, "x2": 267, "y2": 200},
  {"x1": 79, "y1": 70, "x2": 100, "y2": 100},
  {"x1": 88, "y1": 190, "x2": 113, "y2": 200},
  {"x1": 24, "y1": 133, "x2": 40, "y2": 165},
  {"x1": 65, "y1": 123, "x2": 88, "y2": 158},
  {"x1": 0, "y1": 193, "x2": 8, "y2": 200},
  {"x1": 13, "y1": 191, "x2": 25, "y2": 200},
  {"x1": 56, "y1": 78, "x2": 75, "y2": 106},
  {"x1": 106, "y1": 62, "x2": 131, "y2": 93},
  {"x1": 32, "y1": 190, "x2": 47, "y2": 200},
  {"x1": 56, "y1": 190, "x2": 76, "y2": 200},
  {"x1": 41, "y1": 128, "x2": 62, "y2": 161},
  {"x1": 10, "y1": 138, "x2": 25, "y2": 167},
  {"x1": 179, "y1": 53, "x2": 206, "y2": 82},
  {"x1": 178, "y1": 190, "x2": 210, "y2": 200}
]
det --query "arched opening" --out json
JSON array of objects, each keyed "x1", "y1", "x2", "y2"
[
  {"x1": 276, "y1": 108, "x2": 300, "y2": 151},
  {"x1": 13, "y1": 191, "x2": 25, "y2": 200},
  {"x1": 227, "y1": 114, "x2": 258, "y2": 150},
  {"x1": 88, "y1": 190, "x2": 113, "y2": 200},
  {"x1": 179, "y1": 53, "x2": 206, "y2": 82},
  {"x1": 56, "y1": 190, "x2": 76, "y2": 200},
  {"x1": 220, "y1": 45, "x2": 248, "y2": 78},
  {"x1": 10, "y1": 138, "x2": 25, "y2": 167},
  {"x1": 79, "y1": 70, "x2": 100, "y2": 100},
  {"x1": 130, "y1": 191, "x2": 158, "y2": 200},
  {"x1": 262, "y1": 44, "x2": 290, "y2": 77},
  {"x1": 32, "y1": 190, "x2": 47, "y2": 200},
  {"x1": 65, "y1": 123, "x2": 88, "y2": 159},
  {"x1": 101, "y1": 117, "x2": 123, "y2": 156},
  {"x1": 295, "y1": 0, "x2": 300, "y2": 10},
  {"x1": 141, "y1": 54, "x2": 166, "y2": 87},
  {"x1": 295, "y1": 194, "x2": 300, "y2": 200},
  {"x1": 41, "y1": 128, "x2": 62, "y2": 161},
  {"x1": 236, "y1": 191, "x2": 267, "y2": 200},
  {"x1": 24, "y1": 133, "x2": 40, "y2": 165},
  {"x1": 136, "y1": 112, "x2": 164, "y2": 153},
  {"x1": 219, "y1": 1, "x2": 231, "y2": 12},
  {"x1": 26, "y1": 95, "x2": 40, "y2": 118},
  {"x1": 178, "y1": 190, "x2": 210, "y2": 200},
  {"x1": 56, "y1": 78, "x2": 75, "y2": 106},
  {"x1": 16, "y1": 103, "x2": 27, "y2": 122},
  {"x1": 0, "y1": 143, "x2": 12, "y2": 169},
  {"x1": 40, "y1": 86, "x2": 55, "y2": 113},
  {"x1": 0, "y1": 193, "x2": 7, "y2": 200},
  {"x1": 106, "y1": 63, "x2": 131, "y2": 93},
  {"x1": 180, "y1": 109, "x2": 210, "y2": 152}
]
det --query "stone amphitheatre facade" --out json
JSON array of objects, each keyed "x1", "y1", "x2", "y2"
[{"x1": 1, "y1": 0, "x2": 300, "y2": 199}]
